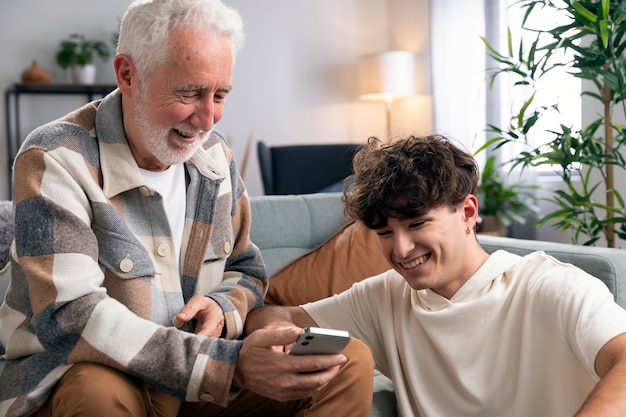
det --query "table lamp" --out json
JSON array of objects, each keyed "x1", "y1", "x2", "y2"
[{"x1": 358, "y1": 50, "x2": 416, "y2": 138}]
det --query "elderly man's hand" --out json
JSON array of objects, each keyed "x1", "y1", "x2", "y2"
[
  {"x1": 173, "y1": 295, "x2": 225, "y2": 337},
  {"x1": 233, "y1": 327, "x2": 347, "y2": 402}
]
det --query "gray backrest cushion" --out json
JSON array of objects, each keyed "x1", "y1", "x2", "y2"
[
  {"x1": 250, "y1": 193, "x2": 348, "y2": 277},
  {"x1": 478, "y1": 234, "x2": 626, "y2": 308}
]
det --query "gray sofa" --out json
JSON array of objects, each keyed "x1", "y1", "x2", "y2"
[
  {"x1": 249, "y1": 192, "x2": 626, "y2": 417},
  {"x1": 3, "y1": 193, "x2": 626, "y2": 417}
]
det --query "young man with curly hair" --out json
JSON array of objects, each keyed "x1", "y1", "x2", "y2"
[{"x1": 248, "y1": 134, "x2": 626, "y2": 417}]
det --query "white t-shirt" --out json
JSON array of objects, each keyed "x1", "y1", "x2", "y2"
[
  {"x1": 303, "y1": 250, "x2": 626, "y2": 417},
  {"x1": 139, "y1": 164, "x2": 186, "y2": 258}
]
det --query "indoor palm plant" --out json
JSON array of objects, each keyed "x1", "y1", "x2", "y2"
[
  {"x1": 56, "y1": 33, "x2": 111, "y2": 83},
  {"x1": 481, "y1": 0, "x2": 626, "y2": 247}
]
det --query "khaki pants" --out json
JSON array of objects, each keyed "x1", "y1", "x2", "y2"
[{"x1": 36, "y1": 338, "x2": 374, "y2": 417}]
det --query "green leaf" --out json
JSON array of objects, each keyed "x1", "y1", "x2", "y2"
[
  {"x1": 481, "y1": 36, "x2": 504, "y2": 60},
  {"x1": 599, "y1": 19, "x2": 609, "y2": 49},
  {"x1": 573, "y1": 1, "x2": 597, "y2": 23},
  {"x1": 508, "y1": 28, "x2": 513, "y2": 57},
  {"x1": 601, "y1": 0, "x2": 609, "y2": 19},
  {"x1": 517, "y1": 93, "x2": 536, "y2": 128}
]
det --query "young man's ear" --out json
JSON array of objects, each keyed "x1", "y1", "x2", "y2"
[{"x1": 462, "y1": 194, "x2": 480, "y2": 228}]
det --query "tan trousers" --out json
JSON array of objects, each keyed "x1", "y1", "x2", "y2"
[{"x1": 36, "y1": 338, "x2": 374, "y2": 417}]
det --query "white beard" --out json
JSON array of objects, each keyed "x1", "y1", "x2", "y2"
[{"x1": 132, "y1": 86, "x2": 211, "y2": 166}]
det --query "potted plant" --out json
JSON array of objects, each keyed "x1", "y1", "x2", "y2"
[
  {"x1": 480, "y1": 0, "x2": 626, "y2": 247},
  {"x1": 56, "y1": 33, "x2": 111, "y2": 84},
  {"x1": 476, "y1": 155, "x2": 540, "y2": 236}
]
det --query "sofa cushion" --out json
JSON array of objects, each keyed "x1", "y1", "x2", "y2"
[
  {"x1": 265, "y1": 220, "x2": 390, "y2": 306},
  {"x1": 250, "y1": 193, "x2": 349, "y2": 277}
]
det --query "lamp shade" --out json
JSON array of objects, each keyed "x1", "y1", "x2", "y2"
[{"x1": 358, "y1": 50, "x2": 416, "y2": 102}]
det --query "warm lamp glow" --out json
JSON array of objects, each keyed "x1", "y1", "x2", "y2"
[
  {"x1": 359, "y1": 50, "x2": 416, "y2": 102},
  {"x1": 358, "y1": 50, "x2": 417, "y2": 137}
]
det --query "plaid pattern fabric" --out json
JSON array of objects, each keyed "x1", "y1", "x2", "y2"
[{"x1": 0, "y1": 90, "x2": 267, "y2": 416}]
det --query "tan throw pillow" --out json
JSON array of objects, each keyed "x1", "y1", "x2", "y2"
[{"x1": 265, "y1": 221, "x2": 390, "y2": 306}]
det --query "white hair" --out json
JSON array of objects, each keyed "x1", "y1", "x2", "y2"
[{"x1": 117, "y1": 0, "x2": 245, "y2": 79}]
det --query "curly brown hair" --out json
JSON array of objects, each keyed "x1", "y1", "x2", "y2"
[{"x1": 342, "y1": 134, "x2": 478, "y2": 229}]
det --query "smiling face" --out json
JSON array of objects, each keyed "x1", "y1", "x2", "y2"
[
  {"x1": 376, "y1": 195, "x2": 488, "y2": 299},
  {"x1": 115, "y1": 25, "x2": 234, "y2": 171}
]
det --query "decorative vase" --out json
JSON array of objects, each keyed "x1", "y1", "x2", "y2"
[
  {"x1": 478, "y1": 215, "x2": 508, "y2": 236},
  {"x1": 21, "y1": 60, "x2": 51, "y2": 84},
  {"x1": 71, "y1": 64, "x2": 96, "y2": 84}
]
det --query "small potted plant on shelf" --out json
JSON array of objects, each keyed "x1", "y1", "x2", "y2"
[
  {"x1": 56, "y1": 33, "x2": 111, "y2": 84},
  {"x1": 476, "y1": 155, "x2": 540, "y2": 236}
]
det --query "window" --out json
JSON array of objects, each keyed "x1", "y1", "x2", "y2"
[
  {"x1": 490, "y1": 0, "x2": 582, "y2": 170},
  {"x1": 431, "y1": 0, "x2": 581, "y2": 170}
]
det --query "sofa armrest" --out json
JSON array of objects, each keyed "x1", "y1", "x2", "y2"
[{"x1": 478, "y1": 234, "x2": 626, "y2": 309}]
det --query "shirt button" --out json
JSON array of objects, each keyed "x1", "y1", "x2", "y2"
[
  {"x1": 223, "y1": 241, "x2": 231, "y2": 254},
  {"x1": 139, "y1": 186, "x2": 151, "y2": 196},
  {"x1": 200, "y1": 393, "x2": 215, "y2": 402},
  {"x1": 157, "y1": 244, "x2": 171, "y2": 257},
  {"x1": 120, "y1": 259, "x2": 134, "y2": 273}
]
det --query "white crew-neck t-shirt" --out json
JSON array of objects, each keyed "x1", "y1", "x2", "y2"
[{"x1": 139, "y1": 163, "x2": 186, "y2": 258}]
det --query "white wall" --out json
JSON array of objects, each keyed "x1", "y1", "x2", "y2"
[{"x1": 0, "y1": 0, "x2": 432, "y2": 199}]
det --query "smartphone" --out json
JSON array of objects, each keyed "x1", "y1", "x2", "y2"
[{"x1": 289, "y1": 327, "x2": 350, "y2": 355}]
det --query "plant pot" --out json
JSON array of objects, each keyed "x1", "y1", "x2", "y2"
[
  {"x1": 71, "y1": 64, "x2": 96, "y2": 84},
  {"x1": 478, "y1": 215, "x2": 507, "y2": 237}
]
